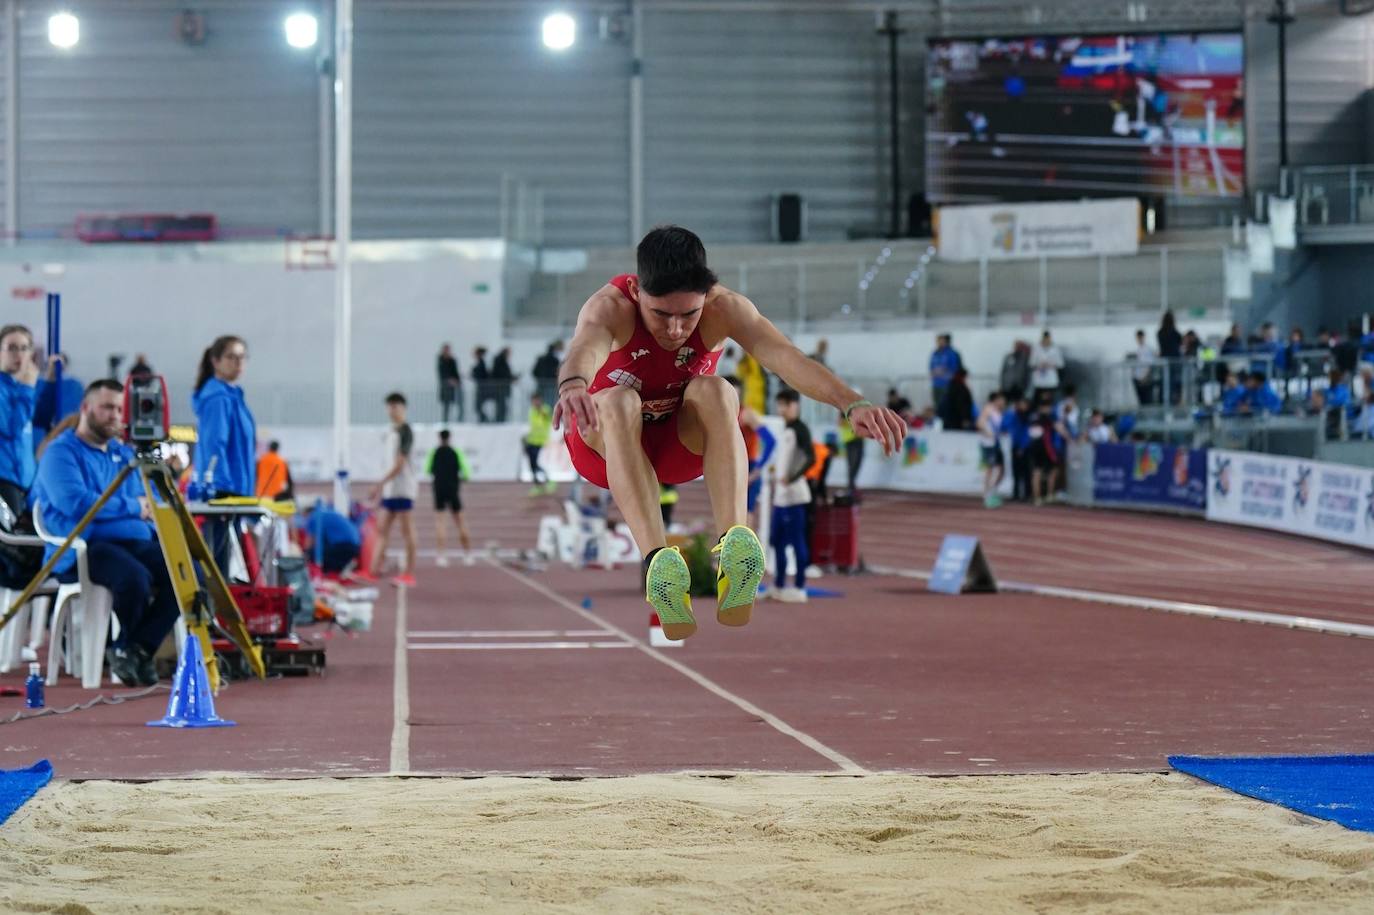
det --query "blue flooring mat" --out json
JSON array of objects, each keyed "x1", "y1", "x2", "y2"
[
  {"x1": 0, "y1": 759, "x2": 52, "y2": 825},
  {"x1": 1170, "y1": 754, "x2": 1374, "y2": 833}
]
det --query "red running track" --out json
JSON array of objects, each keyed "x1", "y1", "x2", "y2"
[{"x1": 4, "y1": 482, "x2": 1373, "y2": 779}]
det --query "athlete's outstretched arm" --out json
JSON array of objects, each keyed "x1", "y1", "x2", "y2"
[
  {"x1": 553, "y1": 289, "x2": 618, "y2": 433},
  {"x1": 723, "y1": 291, "x2": 907, "y2": 455}
]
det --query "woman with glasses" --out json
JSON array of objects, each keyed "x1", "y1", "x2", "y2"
[
  {"x1": 191, "y1": 335, "x2": 258, "y2": 575},
  {"x1": 0, "y1": 324, "x2": 38, "y2": 512}
]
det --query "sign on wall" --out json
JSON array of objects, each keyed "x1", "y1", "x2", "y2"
[
  {"x1": 936, "y1": 198, "x2": 1140, "y2": 262},
  {"x1": 1206, "y1": 449, "x2": 1374, "y2": 550}
]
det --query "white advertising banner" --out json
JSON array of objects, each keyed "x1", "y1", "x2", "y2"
[
  {"x1": 828, "y1": 428, "x2": 1010, "y2": 496},
  {"x1": 1206, "y1": 449, "x2": 1374, "y2": 550},
  {"x1": 937, "y1": 198, "x2": 1140, "y2": 262}
]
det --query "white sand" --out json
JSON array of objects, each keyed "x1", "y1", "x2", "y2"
[{"x1": 3, "y1": 773, "x2": 1374, "y2": 914}]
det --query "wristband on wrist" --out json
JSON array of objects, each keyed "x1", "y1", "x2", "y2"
[
  {"x1": 843, "y1": 399, "x2": 873, "y2": 421},
  {"x1": 558, "y1": 375, "x2": 589, "y2": 391}
]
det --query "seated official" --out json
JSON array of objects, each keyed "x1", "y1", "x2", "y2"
[
  {"x1": 30, "y1": 380, "x2": 181, "y2": 687},
  {"x1": 297, "y1": 503, "x2": 361, "y2": 574}
]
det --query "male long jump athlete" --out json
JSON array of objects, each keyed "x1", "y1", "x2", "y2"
[{"x1": 554, "y1": 226, "x2": 907, "y2": 640}]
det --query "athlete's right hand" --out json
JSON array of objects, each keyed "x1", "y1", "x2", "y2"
[{"x1": 554, "y1": 382, "x2": 598, "y2": 434}]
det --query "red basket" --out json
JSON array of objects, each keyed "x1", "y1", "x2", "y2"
[{"x1": 223, "y1": 585, "x2": 293, "y2": 637}]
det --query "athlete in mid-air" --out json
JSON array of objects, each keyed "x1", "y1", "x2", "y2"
[{"x1": 553, "y1": 226, "x2": 907, "y2": 640}]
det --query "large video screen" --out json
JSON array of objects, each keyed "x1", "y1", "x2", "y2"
[{"x1": 925, "y1": 32, "x2": 1244, "y2": 202}]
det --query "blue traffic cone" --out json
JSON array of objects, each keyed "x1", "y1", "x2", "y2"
[{"x1": 146, "y1": 634, "x2": 235, "y2": 728}]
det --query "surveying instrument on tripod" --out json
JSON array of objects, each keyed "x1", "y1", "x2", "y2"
[{"x1": 1, "y1": 374, "x2": 265, "y2": 690}]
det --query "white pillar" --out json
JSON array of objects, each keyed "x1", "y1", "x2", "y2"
[
  {"x1": 628, "y1": 1, "x2": 644, "y2": 243},
  {"x1": 5, "y1": 0, "x2": 18, "y2": 242},
  {"x1": 332, "y1": 0, "x2": 353, "y2": 511}
]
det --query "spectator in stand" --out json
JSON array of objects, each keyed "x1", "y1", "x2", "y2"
[
  {"x1": 1284, "y1": 327, "x2": 1306, "y2": 370},
  {"x1": 937, "y1": 369, "x2": 975, "y2": 431},
  {"x1": 437, "y1": 343, "x2": 462, "y2": 423},
  {"x1": 128, "y1": 353, "x2": 154, "y2": 383},
  {"x1": 1085, "y1": 410, "x2": 1115, "y2": 444},
  {"x1": 1322, "y1": 369, "x2": 1353, "y2": 438},
  {"x1": 1219, "y1": 322, "x2": 1245, "y2": 356},
  {"x1": 0, "y1": 324, "x2": 37, "y2": 513},
  {"x1": 531, "y1": 340, "x2": 562, "y2": 407},
  {"x1": 1157, "y1": 311, "x2": 1183, "y2": 359},
  {"x1": 885, "y1": 387, "x2": 913, "y2": 423},
  {"x1": 1056, "y1": 386, "x2": 1081, "y2": 441},
  {"x1": 1333, "y1": 323, "x2": 1361, "y2": 376},
  {"x1": 491, "y1": 347, "x2": 516, "y2": 423},
  {"x1": 929, "y1": 334, "x2": 962, "y2": 405},
  {"x1": 1219, "y1": 371, "x2": 1244, "y2": 415},
  {"x1": 1131, "y1": 329, "x2": 1156, "y2": 406},
  {"x1": 471, "y1": 346, "x2": 493, "y2": 423},
  {"x1": 976, "y1": 391, "x2": 1006, "y2": 509},
  {"x1": 1182, "y1": 330, "x2": 1200, "y2": 359},
  {"x1": 1353, "y1": 390, "x2": 1374, "y2": 439},
  {"x1": 1030, "y1": 330, "x2": 1064, "y2": 403},
  {"x1": 999, "y1": 339, "x2": 1031, "y2": 402},
  {"x1": 1229, "y1": 372, "x2": 1282, "y2": 416},
  {"x1": 33, "y1": 353, "x2": 84, "y2": 437},
  {"x1": 1001, "y1": 396, "x2": 1033, "y2": 502},
  {"x1": 1250, "y1": 322, "x2": 1282, "y2": 377},
  {"x1": 1027, "y1": 398, "x2": 1066, "y2": 506}
]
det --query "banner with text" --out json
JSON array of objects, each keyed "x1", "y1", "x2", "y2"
[
  {"x1": 937, "y1": 198, "x2": 1140, "y2": 262},
  {"x1": 1093, "y1": 442, "x2": 1207, "y2": 514},
  {"x1": 1206, "y1": 449, "x2": 1374, "y2": 550}
]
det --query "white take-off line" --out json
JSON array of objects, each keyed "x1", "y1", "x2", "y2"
[
  {"x1": 868, "y1": 563, "x2": 1374, "y2": 641},
  {"x1": 390, "y1": 585, "x2": 411, "y2": 775},
  {"x1": 487, "y1": 558, "x2": 870, "y2": 776}
]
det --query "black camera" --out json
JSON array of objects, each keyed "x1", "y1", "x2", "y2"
[{"x1": 124, "y1": 374, "x2": 170, "y2": 448}]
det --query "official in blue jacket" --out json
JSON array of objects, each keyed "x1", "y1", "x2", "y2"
[
  {"x1": 191, "y1": 335, "x2": 257, "y2": 498},
  {"x1": 929, "y1": 333, "x2": 964, "y2": 399},
  {"x1": 0, "y1": 324, "x2": 38, "y2": 511},
  {"x1": 30, "y1": 379, "x2": 180, "y2": 686}
]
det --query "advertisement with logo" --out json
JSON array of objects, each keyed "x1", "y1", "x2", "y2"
[
  {"x1": 1206, "y1": 449, "x2": 1374, "y2": 550},
  {"x1": 936, "y1": 198, "x2": 1140, "y2": 262},
  {"x1": 1093, "y1": 442, "x2": 1206, "y2": 514},
  {"x1": 829, "y1": 429, "x2": 1012, "y2": 496}
]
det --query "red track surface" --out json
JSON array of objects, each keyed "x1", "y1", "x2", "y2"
[{"x1": 5, "y1": 482, "x2": 1373, "y2": 779}]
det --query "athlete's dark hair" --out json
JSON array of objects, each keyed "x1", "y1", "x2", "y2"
[
  {"x1": 775, "y1": 388, "x2": 801, "y2": 405},
  {"x1": 385, "y1": 392, "x2": 406, "y2": 406},
  {"x1": 636, "y1": 225, "x2": 718, "y2": 297}
]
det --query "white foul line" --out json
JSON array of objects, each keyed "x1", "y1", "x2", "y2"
[
  {"x1": 868, "y1": 563, "x2": 1374, "y2": 640},
  {"x1": 408, "y1": 629, "x2": 614, "y2": 639},
  {"x1": 390, "y1": 585, "x2": 410, "y2": 775},
  {"x1": 486, "y1": 559, "x2": 869, "y2": 775}
]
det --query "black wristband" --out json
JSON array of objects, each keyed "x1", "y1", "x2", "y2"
[{"x1": 558, "y1": 375, "x2": 589, "y2": 390}]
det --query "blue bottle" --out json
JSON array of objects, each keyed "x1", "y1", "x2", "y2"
[{"x1": 25, "y1": 662, "x2": 44, "y2": 709}]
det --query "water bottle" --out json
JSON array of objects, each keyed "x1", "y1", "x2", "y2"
[{"x1": 25, "y1": 662, "x2": 44, "y2": 709}]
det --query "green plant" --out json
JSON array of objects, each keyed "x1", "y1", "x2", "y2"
[{"x1": 680, "y1": 533, "x2": 719, "y2": 598}]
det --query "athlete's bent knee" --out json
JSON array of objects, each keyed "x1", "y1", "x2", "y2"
[
  {"x1": 683, "y1": 374, "x2": 738, "y2": 411},
  {"x1": 595, "y1": 385, "x2": 642, "y2": 426}
]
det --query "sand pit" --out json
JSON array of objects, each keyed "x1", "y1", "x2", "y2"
[{"x1": 3, "y1": 772, "x2": 1374, "y2": 913}]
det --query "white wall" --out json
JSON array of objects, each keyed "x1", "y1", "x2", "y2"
[{"x1": 3, "y1": 240, "x2": 505, "y2": 424}]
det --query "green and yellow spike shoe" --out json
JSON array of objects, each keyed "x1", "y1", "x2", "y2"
[
  {"x1": 645, "y1": 546, "x2": 696, "y2": 641},
  {"x1": 713, "y1": 525, "x2": 765, "y2": 628}
]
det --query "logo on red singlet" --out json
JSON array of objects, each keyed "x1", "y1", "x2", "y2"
[
  {"x1": 608, "y1": 368, "x2": 643, "y2": 391},
  {"x1": 641, "y1": 397, "x2": 679, "y2": 424},
  {"x1": 674, "y1": 345, "x2": 696, "y2": 369},
  {"x1": 630, "y1": 348, "x2": 649, "y2": 360}
]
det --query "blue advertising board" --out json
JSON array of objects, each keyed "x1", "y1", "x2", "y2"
[{"x1": 1092, "y1": 443, "x2": 1207, "y2": 513}]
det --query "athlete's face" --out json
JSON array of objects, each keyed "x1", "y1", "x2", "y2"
[{"x1": 634, "y1": 282, "x2": 705, "y2": 350}]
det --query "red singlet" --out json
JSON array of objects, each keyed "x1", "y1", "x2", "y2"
[{"x1": 564, "y1": 275, "x2": 724, "y2": 488}]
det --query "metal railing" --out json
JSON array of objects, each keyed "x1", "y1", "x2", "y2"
[
  {"x1": 514, "y1": 242, "x2": 1230, "y2": 332},
  {"x1": 1283, "y1": 164, "x2": 1374, "y2": 228}
]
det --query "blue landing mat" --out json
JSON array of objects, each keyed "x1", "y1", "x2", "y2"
[
  {"x1": 1169, "y1": 754, "x2": 1374, "y2": 833},
  {"x1": 0, "y1": 759, "x2": 53, "y2": 825}
]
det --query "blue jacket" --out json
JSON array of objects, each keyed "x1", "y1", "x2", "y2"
[
  {"x1": 1227, "y1": 384, "x2": 1282, "y2": 416},
  {"x1": 929, "y1": 346, "x2": 963, "y2": 390},
  {"x1": 0, "y1": 373, "x2": 36, "y2": 489},
  {"x1": 307, "y1": 507, "x2": 360, "y2": 550},
  {"x1": 1220, "y1": 385, "x2": 1246, "y2": 415},
  {"x1": 30, "y1": 430, "x2": 152, "y2": 575},
  {"x1": 32, "y1": 376, "x2": 84, "y2": 434},
  {"x1": 1001, "y1": 409, "x2": 1032, "y2": 449},
  {"x1": 191, "y1": 378, "x2": 257, "y2": 496}
]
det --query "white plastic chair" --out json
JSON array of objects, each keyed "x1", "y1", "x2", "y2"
[
  {"x1": 0, "y1": 526, "x2": 58, "y2": 674},
  {"x1": 33, "y1": 505, "x2": 115, "y2": 689}
]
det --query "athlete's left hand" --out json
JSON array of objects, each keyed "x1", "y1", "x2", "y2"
[{"x1": 849, "y1": 405, "x2": 907, "y2": 456}]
